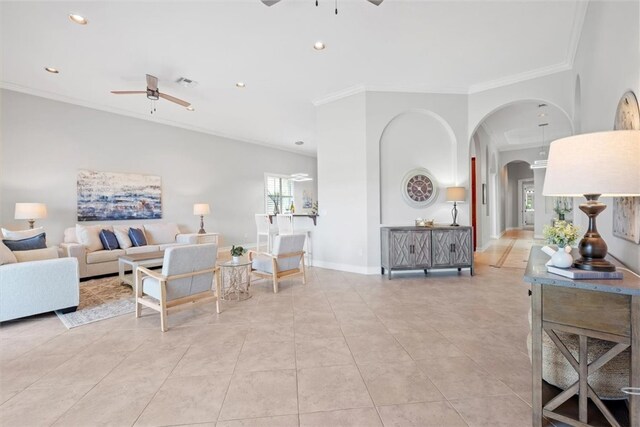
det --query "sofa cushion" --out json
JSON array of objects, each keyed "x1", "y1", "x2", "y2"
[
  {"x1": 143, "y1": 223, "x2": 180, "y2": 245},
  {"x1": 113, "y1": 226, "x2": 133, "y2": 249},
  {"x1": 125, "y1": 245, "x2": 160, "y2": 255},
  {"x1": 14, "y1": 247, "x2": 59, "y2": 263},
  {"x1": 129, "y1": 228, "x2": 147, "y2": 247},
  {"x1": 2, "y1": 227, "x2": 45, "y2": 240},
  {"x1": 3, "y1": 233, "x2": 47, "y2": 251},
  {"x1": 0, "y1": 241, "x2": 17, "y2": 265},
  {"x1": 99, "y1": 229, "x2": 120, "y2": 250},
  {"x1": 86, "y1": 249, "x2": 125, "y2": 264},
  {"x1": 76, "y1": 224, "x2": 109, "y2": 252}
]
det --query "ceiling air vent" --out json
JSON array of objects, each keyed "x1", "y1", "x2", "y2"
[{"x1": 176, "y1": 77, "x2": 198, "y2": 88}]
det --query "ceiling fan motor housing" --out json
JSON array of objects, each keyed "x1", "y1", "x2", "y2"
[{"x1": 146, "y1": 88, "x2": 160, "y2": 100}]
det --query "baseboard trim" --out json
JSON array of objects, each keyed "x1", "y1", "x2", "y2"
[{"x1": 311, "y1": 260, "x2": 379, "y2": 275}]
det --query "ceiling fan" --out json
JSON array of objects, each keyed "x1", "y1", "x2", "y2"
[
  {"x1": 261, "y1": 0, "x2": 383, "y2": 14},
  {"x1": 111, "y1": 74, "x2": 191, "y2": 114}
]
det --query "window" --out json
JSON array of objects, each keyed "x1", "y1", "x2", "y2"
[{"x1": 265, "y1": 174, "x2": 294, "y2": 214}]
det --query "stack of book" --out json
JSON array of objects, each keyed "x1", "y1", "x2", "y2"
[{"x1": 546, "y1": 265, "x2": 623, "y2": 280}]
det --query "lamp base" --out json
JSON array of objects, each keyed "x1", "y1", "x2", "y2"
[
  {"x1": 27, "y1": 219, "x2": 35, "y2": 229},
  {"x1": 450, "y1": 223, "x2": 460, "y2": 227},
  {"x1": 573, "y1": 257, "x2": 615, "y2": 272},
  {"x1": 450, "y1": 203, "x2": 459, "y2": 227},
  {"x1": 198, "y1": 215, "x2": 206, "y2": 234},
  {"x1": 198, "y1": 229, "x2": 206, "y2": 235}
]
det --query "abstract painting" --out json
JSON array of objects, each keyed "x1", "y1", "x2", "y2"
[
  {"x1": 613, "y1": 196, "x2": 640, "y2": 244},
  {"x1": 77, "y1": 170, "x2": 162, "y2": 221}
]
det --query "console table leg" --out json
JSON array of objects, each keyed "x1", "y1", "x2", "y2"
[{"x1": 531, "y1": 284, "x2": 543, "y2": 427}]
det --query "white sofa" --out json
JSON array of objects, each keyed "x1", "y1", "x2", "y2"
[
  {"x1": 0, "y1": 257, "x2": 80, "y2": 322},
  {"x1": 61, "y1": 223, "x2": 198, "y2": 279}
]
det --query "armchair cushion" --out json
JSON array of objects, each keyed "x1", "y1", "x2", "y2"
[
  {"x1": 273, "y1": 234, "x2": 306, "y2": 271},
  {"x1": 3, "y1": 233, "x2": 47, "y2": 251},
  {"x1": 251, "y1": 254, "x2": 274, "y2": 274},
  {"x1": 14, "y1": 247, "x2": 59, "y2": 263}
]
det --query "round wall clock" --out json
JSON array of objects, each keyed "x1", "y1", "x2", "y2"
[
  {"x1": 401, "y1": 168, "x2": 439, "y2": 208},
  {"x1": 614, "y1": 91, "x2": 640, "y2": 130}
]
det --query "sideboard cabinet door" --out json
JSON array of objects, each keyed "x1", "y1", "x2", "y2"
[
  {"x1": 413, "y1": 230, "x2": 432, "y2": 268},
  {"x1": 431, "y1": 229, "x2": 452, "y2": 266},
  {"x1": 390, "y1": 231, "x2": 412, "y2": 268},
  {"x1": 451, "y1": 228, "x2": 472, "y2": 265}
]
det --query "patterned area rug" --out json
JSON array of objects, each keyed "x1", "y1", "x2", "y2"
[{"x1": 56, "y1": 275, "x2": 135, "y2": 329}]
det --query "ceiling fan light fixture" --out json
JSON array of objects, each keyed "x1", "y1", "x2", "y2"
[
  {"x1": 44, "y1": 67, "x2": 59, "y2": 74},
  {"x1": 313, "y1": 41, "x2": 326, "y2": 51},
  {"x1": 69, "y1": 13, "x2": 88, "y2": 25},
  {"x1": 186, "y1": 106, "x2": 195, "y2": 111}
]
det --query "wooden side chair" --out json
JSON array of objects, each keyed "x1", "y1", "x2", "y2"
[
  {"x1": 249, "y1": 234, "x2": 306, "y2": 293},
  {"x1": 135, "y1": 243, "x2": 220, "y2": 332}
]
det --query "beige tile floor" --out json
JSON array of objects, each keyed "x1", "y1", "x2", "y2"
[{"x1": 0, "y1": 230, "x2": 545, "y2": 427}]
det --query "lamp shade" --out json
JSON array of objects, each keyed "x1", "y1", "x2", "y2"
[
  {"x1": 445, "y1": 187, "x2": 466, "y2": 202},
  {"x1": 193, "y1": 203, "x2": 210, "y2": 216},
  {"x1": 14, "y1": 203, "x2": 47, "y2": 219},
  {"x1": 543, "y1": 130, "x2": 640, "y2": 197}
]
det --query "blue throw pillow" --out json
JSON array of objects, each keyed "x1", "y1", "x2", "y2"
[
  {"x1": 3, "y1": 232, "x2": 47, "y2": 251},
  {"x1": 99, "y1": 229, "x2": 120, "y2": 250},
  {"x1": 128, "y1": 228, "x2": 147, "y2": 247}
]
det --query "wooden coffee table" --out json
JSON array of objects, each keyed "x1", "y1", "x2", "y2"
[{"x1": 118, "y1": 251, "x2": 165, "y2": 287}]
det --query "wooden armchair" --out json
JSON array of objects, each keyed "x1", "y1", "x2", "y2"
[
  {"x1": 135, "y1": 243, "x2": 220, "y2": 332},
  {"x1": 249, "y1": 234, "x2": 306, "y2": 293}
]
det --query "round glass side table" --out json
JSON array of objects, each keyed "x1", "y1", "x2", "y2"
[{"x1": 219, "y1": 260, "x2": 252, "y2": 301}]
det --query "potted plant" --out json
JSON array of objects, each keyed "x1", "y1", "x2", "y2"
[
  {"x1": 230, "y1": 245, "x2": 246, "y2": 264},
  {"x1": 542, "y1": 220, "x2": 580, "y2": 268}
]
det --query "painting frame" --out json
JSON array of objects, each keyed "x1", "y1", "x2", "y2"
[
  {"x1": 77, "y1": 169, "x2": 162, "y2": 221},
  {"x1": 612, "y1": 196, "x2": 640, "y2": 244}
]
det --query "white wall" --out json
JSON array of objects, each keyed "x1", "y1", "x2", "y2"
[
  {"x1": 314, "y1": 92, "x2": 369, "y2": 273},
  {"x1": 571, "y1": 0, "x2": 640, "y2": 271},
  {"x1": 0, "y1": 90, "x2": 317, "y2": 248}
]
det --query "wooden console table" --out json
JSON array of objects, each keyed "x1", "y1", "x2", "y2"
[{"x1": 524, "y1": 247, "x2": 639, "y2": 427}]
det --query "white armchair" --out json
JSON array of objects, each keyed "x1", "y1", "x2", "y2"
[
  {"x1": 135, "y1": 243, "x2": 220, "y2": 331},
  {"x1": 249, "y1": 234, "x2": 306, "y2": 293}
]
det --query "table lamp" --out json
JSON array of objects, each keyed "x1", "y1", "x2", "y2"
[
  {"x1": 193, "y1": 203, "x2": 210, "y2": 234},
  {"x1": 543, "y1": 130, "x2": 640, "y2": 271},
  {"x1": 15, "y1": 203, "x2": 47, "y2": 229},
  {"x1": 446, "y1": 187, "x2": 466, "y2": 226}
]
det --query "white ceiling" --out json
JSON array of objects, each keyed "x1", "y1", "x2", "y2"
[
  {"x1": 1, "y1": 1, "x2": 585, "y2": 155},
  {"x1": 480, "y1": 101, "x2": 574, "y2": 151}
]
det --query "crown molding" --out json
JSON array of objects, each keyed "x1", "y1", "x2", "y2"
[
  {"x1": 467, "y1": 61, "x2": 573, "y2": 95},
  {"x1": 0, "y1": 82, "x2": 317, "y2": 158},
  {"x1": 312, "y1": 85, "x2": 366, "y2": 106},
  {"x1": 566, "y1": 1, "x2": 589, "y2": 68}
]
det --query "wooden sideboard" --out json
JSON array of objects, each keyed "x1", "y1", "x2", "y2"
[
  {"x1": 380, "y1": 226, "x2": 473, "y2": 279},
  {"x1": 524, "y1": 247, "x2": 640, "y2": 427}
]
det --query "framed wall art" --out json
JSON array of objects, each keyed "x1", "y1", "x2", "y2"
[
  {"x1": 77, "y1": 170, "x2": 162, "y2": 221},
  {"x1": 612, "y1": 90, "x2": 640, "y2": 243}
]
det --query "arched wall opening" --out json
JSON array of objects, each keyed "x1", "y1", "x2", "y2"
[{"x1": 468, "y1": 100, "x2": 574, "y2": 247}]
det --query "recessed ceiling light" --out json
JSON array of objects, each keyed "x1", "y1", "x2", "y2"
[
  {"x1": 294, "y1": 140, "x2": 304, "y2": 146},
  {"x1": 186, "y1": 106, "x2": 195, "y2": 111},
  {"x1": 44, "y1": 67, "x2": 59, "y2": 74},
  {"x1": 236, "y1": 82, "x2": 246, "y2": 88},
  {"x1": 69, "y1": 13, "x2": 88, "y2": 25},
  {"x1": 313, "y1": 41, "x2": 326, "y2": 51},
  {"x1": 537, "y1": 113, "x2": 547, "y2": 118}
]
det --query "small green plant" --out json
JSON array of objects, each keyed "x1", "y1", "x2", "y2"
[
  {"x1": 543, "y1": 220, "x2": 580, "y2": 248},
  {"x1": 230, "y1": 245, "x2": 246, "y2": 257}
]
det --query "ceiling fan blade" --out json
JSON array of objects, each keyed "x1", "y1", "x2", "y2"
[
  {"x1": 159, "y1": 92, "x2": 190, "y2": 107},
  {"x1": 260, "y1": 0, "x2": 281, "y2": 6},
  {"x1": 146, "y1": 74, "x2": 158, "y2": 91},
  {"x1": 367, "y1": 0, "x2": 383, "y2": 5},
  {"x1": 111, "y1": 91, "x2": 147, "y2": 94}
]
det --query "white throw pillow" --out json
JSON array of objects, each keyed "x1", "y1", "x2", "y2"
[
  {"x1": 63, "y1": 227, "x2": 78, "y2": 243},
  {"x1": 1, "y1": 226, "x2": 45, "y2": 240},
  {"x1": 113, "y1": 226, "x2": 135, "y2": 249},
  {"x1": 76, "y1": 224, "x2": 109, "y2": 252},
  {"x1": 0, "y1": 241, "x2": 17, "y2": 265},
  {"x1": 14, "y1": 247, "x2": 59, "y2": 263},
  {"x1": 143, "y1": 223, "x2": 180, "y2": 245}
]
